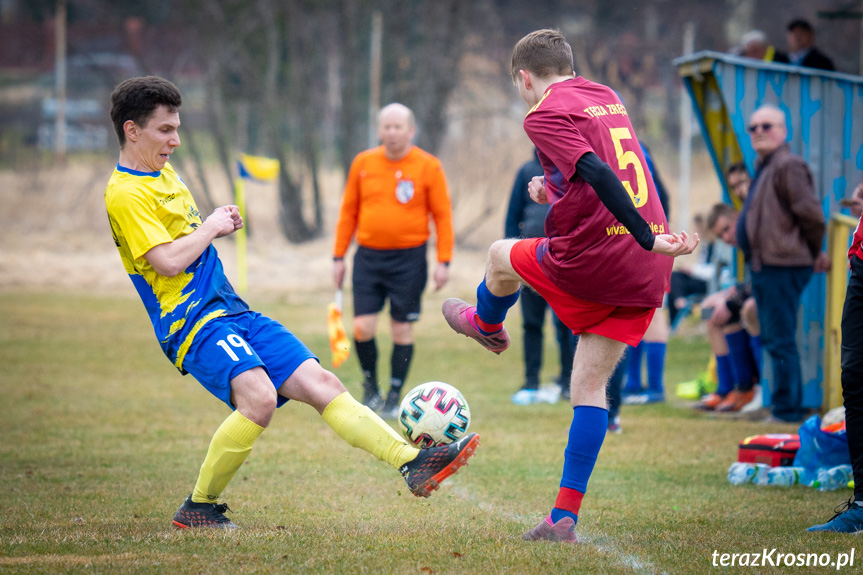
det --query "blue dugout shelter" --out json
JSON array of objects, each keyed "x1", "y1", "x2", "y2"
[{"x1": 674, "y1": 51, "x2": 863, "y2": 411}]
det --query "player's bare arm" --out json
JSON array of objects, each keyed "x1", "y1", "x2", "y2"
[
  {"x1": 145, "y1": 205, "x2": 242, "y2": 277},
  {"x1": 708, "y1": 297, "x2": 733, "y2": 327}
]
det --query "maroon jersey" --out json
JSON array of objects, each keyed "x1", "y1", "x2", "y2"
[
  {"x1": 522, "y1": 76, "x2": 672, "y2": 307},
  {"x1": 850, "y1": 217, "x2": 863, "y2": 262}
]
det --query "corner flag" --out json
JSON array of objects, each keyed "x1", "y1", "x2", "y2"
[{"x1": 234, "y1": 154, "x2": 279, "y2": 294}]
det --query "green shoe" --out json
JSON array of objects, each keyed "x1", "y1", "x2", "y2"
[
  {"x1": 676, "y1": 380, "x2": 701, "y2": 399},
  {"x1": 675, "y1": 373, "x2": 715, "y2": 399}
]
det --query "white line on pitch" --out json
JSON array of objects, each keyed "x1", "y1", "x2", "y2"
[{"x1": 449, "y1": 485, "x2": 665, "y2": 575}]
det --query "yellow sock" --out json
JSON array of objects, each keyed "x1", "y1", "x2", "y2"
[
  {"x1": 322, "y1": 391, "x2": 419, "y2": 469},
  {"x1": 192, "y1": 410, "x2": 265, "y2": 504}
]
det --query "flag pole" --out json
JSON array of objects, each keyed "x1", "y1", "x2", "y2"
[{"x1": 234, "y1": 175, "x2": 247, "y2": 295}]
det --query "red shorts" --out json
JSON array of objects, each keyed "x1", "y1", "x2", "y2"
[{"x1": 510, "y1": 238, "x2": 655, "y2": 346}]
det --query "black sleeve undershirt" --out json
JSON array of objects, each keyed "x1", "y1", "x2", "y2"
[{"x1": 574, "y1": 152, "x2": 656, "y2": 251}]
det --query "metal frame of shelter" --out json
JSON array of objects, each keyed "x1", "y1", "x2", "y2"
[{"x1": 674, "y1": 51, "x2": 863, "y2": 411}]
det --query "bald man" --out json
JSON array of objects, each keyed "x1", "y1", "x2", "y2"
[
  {"x1": 333, "y1": 103, "x2": 454, "y2": 418},
  {"x1": 737, "y1": 105, "x2": 828, "y2": 423}
]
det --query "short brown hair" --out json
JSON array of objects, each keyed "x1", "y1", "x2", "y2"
[
  {"x1": 511, "y1": 29, "x2": 574, "y2": 83},
  {"x1": 707, "y1": 203, "x2": 737, "y2": 231},
  {"x1": 110, "y1": 76, "x2": 182, "y2": 147},
  {"x1": 726, "y1": 161, "x2": 747, "y2": 179}
]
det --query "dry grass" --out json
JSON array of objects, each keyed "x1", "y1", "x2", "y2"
[
  {"x1": 0, "y1": 290, "x2": 858, "y2": 574},
  {"x1": 0, "y1": 139, "x2": 721, "y2": 299},
  {"x1": 0, "y1": 124, "x2": 772, "y2": 574}
]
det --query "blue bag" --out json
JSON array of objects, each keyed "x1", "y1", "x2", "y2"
[{"x1": 792, "y1": 415, "x2": 851, "y2": 485}]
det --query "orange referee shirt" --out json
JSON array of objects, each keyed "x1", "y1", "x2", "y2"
[{"x1": 334, "y1": 145, "x2": 454, "y2": 263}]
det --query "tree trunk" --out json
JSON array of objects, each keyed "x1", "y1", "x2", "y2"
[{"x1": 338, "y1": 1, "x2": 365, "y2": 177}]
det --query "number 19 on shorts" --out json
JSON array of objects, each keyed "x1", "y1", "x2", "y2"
[{"x1": 216, "y1": 334, "x2": 253, "y2": 361}]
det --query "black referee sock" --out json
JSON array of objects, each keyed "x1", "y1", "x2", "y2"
[
  {"x1": 355, "y1": 338, "x2": 378, "y2": 393},
  {"x1": 390, "y1": 343, "x2": 414, "y2": 395}
]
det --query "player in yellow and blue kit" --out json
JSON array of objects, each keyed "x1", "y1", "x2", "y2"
[{"x1": 105, "y1": 76, "x2": 479, "y2": 529}]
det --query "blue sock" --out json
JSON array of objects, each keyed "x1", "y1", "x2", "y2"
[
  {"x1": 623, "y1": 343, "x2": 643, "y2": 392},
  {"x1": 551, "y1": 405, "x2": 608, "y2": 525},
  {"x1": 749, "y1": 335, "x2": 763, "y2": 374},
  {"x1": 645, "y1": 342, "x2": 666, "y2": 393},
  {"x1": 725, "y1": 330, "x2": 754, "y2": 388},
  {"x1": 716, "y1": 354, "x2": 734, "y2": 396},
  {"x1": 475, "y1": 279, "x2": 519, "y2": 334}
]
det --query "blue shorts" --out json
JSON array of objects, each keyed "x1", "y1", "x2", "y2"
[{"x1": 181, "y1": 311, "x2": 318, "y2": 409}]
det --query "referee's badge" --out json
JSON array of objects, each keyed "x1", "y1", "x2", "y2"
[{"x1": 395, "y1": 179, "x2": 415, "y2": 204}]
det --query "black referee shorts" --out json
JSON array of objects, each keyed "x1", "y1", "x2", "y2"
[{"x1": 352, "y1": 244, "x2": 428, "y2": 322}]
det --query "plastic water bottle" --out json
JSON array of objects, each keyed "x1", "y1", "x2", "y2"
[
  {"x1": 728, "y1": 462, "x2": 770, "y2": 485},
  {"x1": 814, "y1": 465, "x2": 854, "y2": 491},
  {"x1": 727, "y1": 462, "x2": 754, "y2": 485},
  {"x1": 752, "y1": 464, "x2": 771, "y2": 485},
  {"x1": 719, "y1": 267, "x2": 735, "y2": 290},
  {"x1": 765, "y1": 466, "x2": 805, "y2": 486}
]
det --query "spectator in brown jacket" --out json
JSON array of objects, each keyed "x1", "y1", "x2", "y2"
[{"x1": 737, "y1": 105, "x2": 829, "y2": 423}]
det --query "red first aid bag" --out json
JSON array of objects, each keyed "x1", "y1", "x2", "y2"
[{"x1": 737, "y1": 434, "x2": 800, "y2": 467}]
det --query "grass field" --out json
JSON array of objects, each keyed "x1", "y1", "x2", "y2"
[{"x1": 1, "y1": 290, "x2": 858, "y2": 574}]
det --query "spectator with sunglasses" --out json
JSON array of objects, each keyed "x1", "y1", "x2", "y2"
[{"x1": 738, "y1": 105, "x2": 829, "y2": 423}]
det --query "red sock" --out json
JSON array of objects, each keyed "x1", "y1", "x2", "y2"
[
  {"x1": 551, "y1": 487, "x2": 584, "y2": 524},
  {"x1": 473, "y1": 314, "x2": 503, "y2": 334}
]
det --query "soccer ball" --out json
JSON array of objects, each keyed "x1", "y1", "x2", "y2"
[{"x1": 397, "y1": 381, "x2": 471, "y2": 448}]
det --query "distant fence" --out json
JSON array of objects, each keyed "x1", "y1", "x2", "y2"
[{"x1": 675, "y1": 51, "x2": 863, "y2": 411}]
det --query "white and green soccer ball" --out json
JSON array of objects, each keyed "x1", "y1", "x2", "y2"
[{"x1": 397, "y1": 381, "x2": 471, "y2": 448}]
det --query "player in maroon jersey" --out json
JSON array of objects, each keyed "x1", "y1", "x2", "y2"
[{"x1": 442, "y1": 29, "x2": 698, "y2": 542}]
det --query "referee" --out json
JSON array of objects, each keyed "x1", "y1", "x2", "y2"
[{"x1": 333, "y1": 103, "x2": 454, "y2": 418}]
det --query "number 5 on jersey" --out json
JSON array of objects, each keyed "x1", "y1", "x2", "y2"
[{"x1": 609, "y1": 127, "x2": 648, "y2": 208}]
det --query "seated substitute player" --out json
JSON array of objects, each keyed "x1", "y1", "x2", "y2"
[
  {"x1": 441, "y1": 30, "x2": 697, "y2": 543},
  {"x1": 694, "y1": 203, "x2": 762, "y2": 413},
  {"x1": 104, "y1": 76, "x2": 479, "y2": 529}
]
